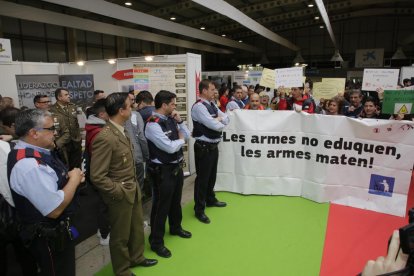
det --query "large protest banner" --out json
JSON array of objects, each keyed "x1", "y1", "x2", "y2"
[
  {"x1": 15, "y1": 74, "x2": 59, "y2": 108},
  {"x1": 59, "y1": 74, "x2": 94, "y2": 109},
  {"x1": 216, "y1": 110, "x2": 414, "y2": 217}
]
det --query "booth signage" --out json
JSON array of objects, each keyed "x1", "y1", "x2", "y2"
[
  {"x1": 0, "y1": 38, "x2": 12, "y2": 63},
  {"x1": 112, "y1": 69, "x2": 133, "y2": 80}
]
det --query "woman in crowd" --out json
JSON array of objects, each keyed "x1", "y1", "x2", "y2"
[
  {"x1": 259, "y1": 91, "x2": 272, "y2": 110},
  {"x1": 219, "y1": 86, "x2": 229, "y2": 112},
  {"x1": 326, "y1": 97, "x2": 342, "y2": 115}
]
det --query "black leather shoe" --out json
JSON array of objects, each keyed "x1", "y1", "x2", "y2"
[
  {"x1": 206, "y1": 201, "x2": 227, "y2": 207},
  {"x1": 135, "y1": 258, "x2": 158, "y2": 267},
  {"x1": 151, "y1": 246, "x2": 172, "y2": 258},
  {"x1": 170, "y1": 229, "x2": 192, "y2": 238},
  {"x1": 195, "y1": 213, "x2": 210, "y2": 224}
]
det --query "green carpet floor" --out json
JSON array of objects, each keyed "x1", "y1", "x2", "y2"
[{"x1": 96, "y1": 192, "x2": 329, "y2": 276}]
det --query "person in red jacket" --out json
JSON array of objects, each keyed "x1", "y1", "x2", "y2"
[
  {"x1": 84, "y1": 99, "x2": 111, "y2": 245},
  {"x1": 218, "y1": 86, "x2": 229, "y2": 112}
]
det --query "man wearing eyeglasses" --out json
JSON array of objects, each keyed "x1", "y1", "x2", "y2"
[
  {"x1": 7, "y1": 109, "x2": 84, "y2": 276},
  {"x1": 33, "y1": 94, "x2": 51, "y2": 110}
]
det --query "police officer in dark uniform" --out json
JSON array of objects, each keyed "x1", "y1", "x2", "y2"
[
  {"x1": 8, "y1": 109, "x2": 84, "y2": 276},
  {"x1": 49, "y1": 88, "x2": 82, "y2": 170},
  {"x1": 145, "y1": 90, "x2": 192, "y2": 258},
  {"x1": 191, "y1": 80, "x2": 230, "y2": 224}
]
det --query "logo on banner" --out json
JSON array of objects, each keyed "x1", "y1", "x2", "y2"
[
  {"x1": 368, "y1": 174, "x2": 395, "y2": 197},
  {"x1": 363, "y1": 51, "x2": 376, "y2": 62}
]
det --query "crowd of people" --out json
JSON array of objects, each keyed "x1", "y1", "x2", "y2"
[
  {"x1": 216, "y1": 78, "x2": 414, "y2": 121},
  {"x1": 0, "y1": 75, "x2": 412, "y2": 276}
]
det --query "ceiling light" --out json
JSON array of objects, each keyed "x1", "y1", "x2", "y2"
[
  {"x1": 108, "y1": 59, "x2": 116, "y2": 64},
  {"x1": 221, "y1": 34, "x2": 226, "y2": 37},
  {"x1": 170, "y1": 17, "x2": 176, "y2": 21},
  {"x1": 320, "y1": 25, "x2": 324, "y2": 28},
  {"x1": 125, "y1": 2, "x2": 132, "y2": 6},
  {"x1": 314, "y1": 16, "x2": 320, "y2": 20},
  {"x1": 293, "y1": 51, "x2": 305, "y2": 64},
  {"x1": 238, "y1": 40, "x2": 243, "y2": 43},
  {"x1": 392, "y1": 47, "x2": 407, "y2": 60},
  {"x1": 200, "y1": 26, "x2": 205, "y2": 30},
  {"x1": 76, "y1": 61, "x2": 84, "y2": 66},
  {"x1": 330, "y1": 49, "x2": 344, "y2": 62},
  {"x1": 144, "y1": 56, "x2": 154, "y2": 61},
  {"x1": 308, "y1": 3, "x2": 314, "y2": 7}
]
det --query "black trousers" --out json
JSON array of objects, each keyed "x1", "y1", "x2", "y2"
[
  {"x1": 28, "y1": 236, "x2": 75, "y2": 276},
  {"x1": 149, "y1": 163, "x2": 183, "y2": 249},
  {"x1": 0, "y1": 230, "x2": 37, "y2": 276},
  {"x1": 193, "y1": 141, "x2": 219, "y2": 215},
  {"x1": 66, "y1": 140, "x2": 82, "y2": 170}
]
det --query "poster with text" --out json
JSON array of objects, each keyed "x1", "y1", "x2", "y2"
[
  {"x1": 216, "y1": 110, "x2": 414, "y2": 217},
  {"x1": 133, "y1": 63, "x2": 186, "y2": 96},
  {"x1": 362, "y1": 68, "x2": 399, "y2": 91},
  {"x1": 15, "y1": 74, "x2": 59, "y2": 108},
  {"x1": 59, "y1": 74, "x2": 94, "y2": 109},
  {"x1": 313, "y1": 78, "x2": 346, "y2": 100},
  {"x1": 275, "y1": 67, "x2": 303, "y2": 88},
  {"x1": 382, "y1": 90, "x2": 414, "y2": 114}
]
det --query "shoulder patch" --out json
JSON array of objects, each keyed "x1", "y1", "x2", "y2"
[{"x1": 147, "y1": 116, "x2": 160, "y2": 123}]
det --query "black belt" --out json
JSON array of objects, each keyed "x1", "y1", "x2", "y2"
[{"x1": 195, "y1": 140, "x2": 219, "y2": 145}]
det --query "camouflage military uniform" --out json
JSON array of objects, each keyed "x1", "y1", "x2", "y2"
[{"x1": 49, "y1": 102, "x2": 82, "y2": 170}]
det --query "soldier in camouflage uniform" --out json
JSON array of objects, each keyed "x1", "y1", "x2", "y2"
[{"x1": 49, "y1": 88, "x2": 82, "y2": 170}]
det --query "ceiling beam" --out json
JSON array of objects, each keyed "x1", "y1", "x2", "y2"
[
  {"x1": 231, "y1": 8, "x2": 414, "y2": 39},
  {"x1": 182, "y1": 0, "x2": 303, "y2": 27},
  {"x1": 211, "y1": 0, "x2": 413, "y2": 35},
  {"x1": 148, "y1": 1, "x2": 196, "y2": 17},
  {"x1": 41, "y1": 0, "x2": 261, "y2": 53},
  {"x1": 192, "y1": 0, "x2": 300, "y2": 51},
  {"x1": 0, "y1": 1, "x2": 234, "y2": 54},
  {"x1": 315, "y1": 0, "x2": 337, "y2": 49}
]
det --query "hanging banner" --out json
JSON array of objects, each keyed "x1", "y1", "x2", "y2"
[
  {"x1": 15, "y1": 74, "x2": 59, "y2": 108},
  {"x1": 216, "y1": 111, "x2": 414, "y2": 217},
  {"x1": 362, "y1": 68, "x2": 400, "y2": 91},
  {"x1": 0, "y1": 38, "x2": 12, "y2": 63},
  {"x1": 59, "y1": 75, "x2": 94, "y2": 109},
  {"x1": 355, "y1": 48, "x2": 384, "y2": 68}
]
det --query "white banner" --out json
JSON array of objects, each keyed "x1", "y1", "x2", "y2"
[
  {"x1": 0, "y1": 38, "x2": 12, "y2": 63},
  {"x1": 355, "y1": 48, "x2": 384, "y2": 68},
  {"x1": 362, "y1": 68, "x2": 400, "y2": 91},
  {"x1": 216, "y1": 111, "x2": 414, "y2": 217},
  {"x1": 275, "y1": 67, "x2": 303, "y2": 88}
]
